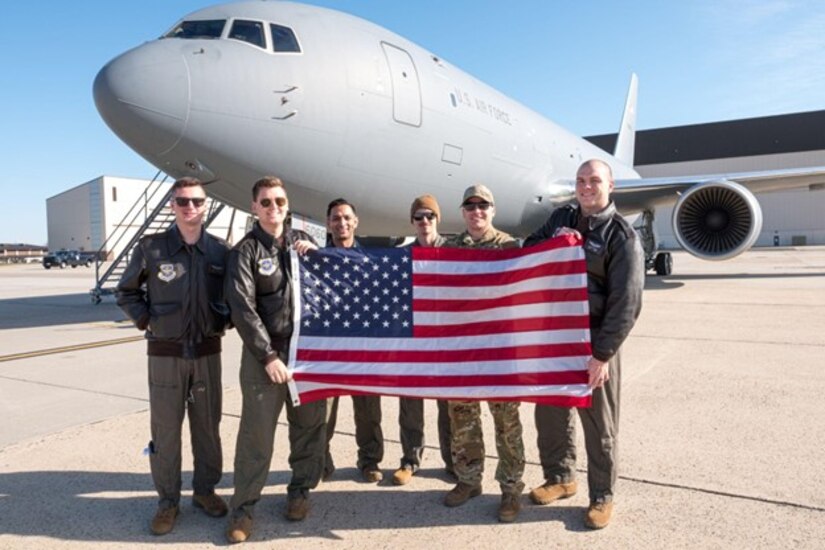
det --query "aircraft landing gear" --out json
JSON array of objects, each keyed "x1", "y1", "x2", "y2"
[
  {"x1": 654, "y1": 252, "x2": 672, "y2": 276},
  {"x1": 636, "y1": 209, "x2": 674, "y2": 276}
]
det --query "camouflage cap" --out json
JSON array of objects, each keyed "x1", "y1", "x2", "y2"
[{"x1": 461, "y1": 184, "x2": 494, "y2": 205}]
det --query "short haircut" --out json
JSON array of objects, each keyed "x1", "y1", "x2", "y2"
[
  {"x1": 327, "y1": 198, "x2": 357, "y2": 218},
  {"x1": 172, "y1": 177, "x2": 204, "y2": 194},
  {"x1": 579, "y1": 159, "x2": 614, "y2": 181},
  {"x1": 252, "y1": 176, "x2": 285, "y2": 201}
]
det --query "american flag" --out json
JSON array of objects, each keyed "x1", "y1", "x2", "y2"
[{"x1": 286, "y1": 234, "x2": 592, "y2": 407}]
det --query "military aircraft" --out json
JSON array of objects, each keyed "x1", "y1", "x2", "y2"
[{"x1": 93, "y1": 1, "x2": 825, "y2": 275}]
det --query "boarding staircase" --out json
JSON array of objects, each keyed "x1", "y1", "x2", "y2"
[{"x1": 90, "y1": 171, "x2": 229, "y2": 304}]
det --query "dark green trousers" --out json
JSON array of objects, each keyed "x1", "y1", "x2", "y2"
[
  {"x1": 324, "y1": 395, "x2": 383, "y2": 471},
  {"x1": 398, "y1": 397, "x2": 452, "y2": 471},
  {"x1": 535, "y1": 348, "x2": 622, "y2": 503},
  {"x1": 229, "y1": 347, "x2": 326, "y2": 516},
  {"x1": 147, "y1": 353, "x2": 223, "y2": 506}
]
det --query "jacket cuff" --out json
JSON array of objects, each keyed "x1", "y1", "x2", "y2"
[
  {"x1": 591, "y1": 349, "x2": 613, "y2": 363},
  {"x1": 262, "y1": 352, "x2": 280, "y2": 366},
  {"x1": 136, "y1": 312, "x2": 150, "y2": 331}
]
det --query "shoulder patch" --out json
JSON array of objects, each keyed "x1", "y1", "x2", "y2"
[
  {"x1": 258, "y1": 257, "x2": 277, "y2": 276},
  {"x1": 157, "y1": 263, "x2": 177, "y2": 282}
]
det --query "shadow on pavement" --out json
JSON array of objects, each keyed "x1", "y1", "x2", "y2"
[
  {"x1": 644, "y1": 270, "x2": 825, "y2": 291},
  {"x1": 0, "y1": 468, "x2": 589, "y2": 544},
  {"x1": 0, "y1": 293, "x2": 126, "y2": 330}
]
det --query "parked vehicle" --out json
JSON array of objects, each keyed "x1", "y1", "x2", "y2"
[{"x1": 42, "y1": 250, "x2": 93, "y2": 269}]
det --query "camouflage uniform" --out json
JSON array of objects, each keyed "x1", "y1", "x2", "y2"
[{"x1": 444, "y1": 228, "x2": 526, "y2": 496}]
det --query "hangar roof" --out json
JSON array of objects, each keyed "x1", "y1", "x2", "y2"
[{"x1": 587, "y1": 110, "x2": 825, "y2": 165}]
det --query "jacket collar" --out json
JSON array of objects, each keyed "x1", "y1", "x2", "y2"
[
  {"x1": 253, "y1": 221, "x2": 287, "y2": 252},
  {"x1": 458, "y1": 227, "x2": 498, "y2": 246},
  {"x1": 578, "y1": 201, "x2": 617, "y2": 232},
  {"x1": 411, "y1": 234, "x2": 446, "y2": 247},
  {"x1": 168, "y1": 224, "x2": 206, "y2": 255}
]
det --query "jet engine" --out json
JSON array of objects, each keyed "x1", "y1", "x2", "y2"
[{"x1": 671, "y1": 180, "x2": 763, "y2": 261}]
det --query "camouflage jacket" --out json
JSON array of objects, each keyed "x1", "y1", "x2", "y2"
[{"x1": 445, "y1": 227, "x2": 518, "y2": 250}]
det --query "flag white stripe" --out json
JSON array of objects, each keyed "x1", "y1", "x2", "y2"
[
  {"x1": 297, "y1": 329, "x2": 590, "y2": 351},
  {"x1": 293, "y1": 381, "x2": 591, "y2": 399},
  {"x1": 412, "y1": 273, "x2": 587, "y2": 299},
  {"x1": 413, "y1": 245, "x2": 584, "y2": 275},
  {"x1": 292, "y1": 356, "x2": 589, "y2": 376},
  {"x1": 413, "y1": 301, "x2": 588, "y2": 325}
]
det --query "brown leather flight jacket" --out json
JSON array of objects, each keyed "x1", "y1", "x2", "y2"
[
  {"x1": 116, "y1": 225, "x2": 230, "y2": 358},
  {"x1": 225, "y1": 222, "x2": 314, "y2": 365}
]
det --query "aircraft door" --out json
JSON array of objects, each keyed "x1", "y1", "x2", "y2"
[{"x1": 381, "y1": 42, "x2": 422, "y2": 127}]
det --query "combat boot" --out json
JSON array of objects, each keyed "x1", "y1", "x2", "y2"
[
  {"x1": 193, "y1": 493, "x2": 228, "y2": 517},
  {"x1": 498, "y1": 493, "x2": 522, "y2": 523},
  {"x1": 443, "y1": 482, "x2": 482, "y2": 507},
  {"x1": 285, "y1": 494, "x2": 310, "y2": 521},
  {"x1": 584, "y1": 501, "x2": 613, "y2": 529},
  {"x1": 392, "y1": 465, "x2": 414, "y2": 486},
  {"x1": 150, "y1": 503, "x2": 179, "y2": 536},
  {"x1": 226, "y1": 512, "x2": 253, "y2": 544},
  {"x1": 361, "y1": 464, "x2": 383, "y2": 483},
  {"x1": 529, "y1": 480, "x2": 577, "y2": 505}
]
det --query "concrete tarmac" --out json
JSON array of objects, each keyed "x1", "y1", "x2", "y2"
[{"x1": 1, "y1": 248, "x2": 824, "y2": 548}]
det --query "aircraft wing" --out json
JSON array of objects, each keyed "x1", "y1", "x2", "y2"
[
  {"x1": 609, "y1": 166, "x2": 825, "y2": 262},
  {"x1": 612, "y1": 166, "x2": 825, "y2": 213}
]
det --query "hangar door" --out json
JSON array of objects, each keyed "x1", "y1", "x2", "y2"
[{"x1": 381, "y1": 42, "x2": 422, "y2": 127}]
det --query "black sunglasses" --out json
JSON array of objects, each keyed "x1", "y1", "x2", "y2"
[
  {"x1": 174, "y1": 197, "x2": 206, "y2": 207},
  {"x1": 259, "y1": 197, "x2": 287, "y2": 208},
  {"x1": 413, "y1": 213, "x2": 436, "y2": 221},
  {"x1": 462, "y1": 202, "x2": 492, "y2": 211}
]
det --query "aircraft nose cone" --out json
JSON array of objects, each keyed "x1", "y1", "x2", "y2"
[{"x1": 94, "y1": 42, "x2": 190, "y2": 158}]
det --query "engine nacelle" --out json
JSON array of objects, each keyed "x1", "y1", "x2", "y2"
[{"x1": 672, "y1": 180, "x2": 763, "y2": 261}]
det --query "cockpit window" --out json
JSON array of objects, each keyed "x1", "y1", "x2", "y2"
[
  {"x1": 164, "y1": 19, "x2": 226, "y2": 39},
  {"x1": 270, "y1": 24, "x2": 301, "y2": 53},
  {"x1": 229, "y1": 20, "x2": 266, "y2": 49}
]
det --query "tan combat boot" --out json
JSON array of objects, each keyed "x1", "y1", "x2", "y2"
[
  {"x1": 498, "y1": 493, "x2": 522, "y2": 523},
  {"x1": 584, "y1": 501, "x2": 613, "y2": 529},
  {"x1": 193, "y1": 493, "x2": 228, "y2": 517},
  {"x1": 444, "y1": 482, "x2": 482, "y2": 507},
  {"x1": 392, "y1": 466, "x2": 414, "y2": 486},
  {"x1": 529, "y1": 480, "x2": 577, "y2": 505},
  {"x1": 285, "y1": 494, "x2": 311, "y2": 521},
  {"x1": 361, "y1": 464, "x2": 383, "y2": 483},
  {"x1": 226, "y1": 512, "x2": 253, "y2": 544},
  {"x1": 150, "y1": 504, "x2": 179, "y2": 536}
]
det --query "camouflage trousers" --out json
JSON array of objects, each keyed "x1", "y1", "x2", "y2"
[{"x1": 448, "y1": 400, "x2": 525, "y2": 495}]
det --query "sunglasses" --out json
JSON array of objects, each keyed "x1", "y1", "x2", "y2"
[
  {"x1": 413, "y1": 213, "x2": 436, "y2": 222},
  {"x1": 174, "y1": 197, "x2": 206, "y2": 207},
  {"x1": 259, "y1": 197, "x2": 287, "y2": 208},
  {"x1": 462, "y1": 202, "x2": 492, "y2": 212}
]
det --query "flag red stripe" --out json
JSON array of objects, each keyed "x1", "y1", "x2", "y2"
[
  {"x1": 413, "y1": 288, "x2": 589, "y2": 312},
  {"x1": 295, "y1": 387, "x2": 591, "y2": 407},
  {"x1": 412, "y1": 259, "x2": 586, "y2": 287},
  {"x1": 296, "y1": 342, "x2": 591, "y2": 363},
  {"x1": 413, "y1": 315, "x2": 591, "y2": 337},
  {"x1": 293, "y1": 370, "x2": 588, "y2": 387},
  {"x1": 412, "y1": 233, "x2": 582, "y2": 262}
]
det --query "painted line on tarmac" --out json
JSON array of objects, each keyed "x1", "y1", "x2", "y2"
[
  {"x1": 633, "y1": 333, "x2": 825, "y2": 348},
  {"x1": 0, "y1": 374, "x2": 151, "y2": 403},
  {"x1": 0, "y1": 336, "x2": 144, "y2": 363},
  {"x1": 399, "y1": 441, "x2": 825, "y2": 514},
  {"x1": 621, "y1": 474, "x2": 825, "y2": 513}
]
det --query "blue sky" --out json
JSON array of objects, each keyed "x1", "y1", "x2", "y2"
[{"x1": 2, "y1": 0, "x2": 824, "y2": 245}]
